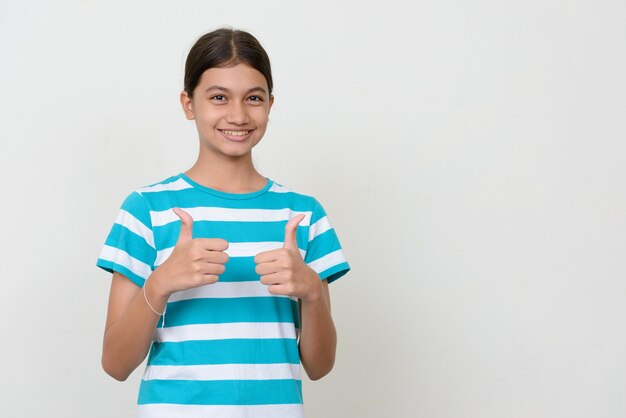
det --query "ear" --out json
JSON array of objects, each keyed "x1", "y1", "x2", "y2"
[
  {"x1": 180, "y1": 90, "x2": 195, "y2": 120},
  {"x1": 269, "y1": 94, "x2": 275, "y2": 111}
]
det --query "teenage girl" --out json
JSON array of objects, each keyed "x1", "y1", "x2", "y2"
[{"x1": 96, "y1": 27, "x2": 351, "y2": 417}]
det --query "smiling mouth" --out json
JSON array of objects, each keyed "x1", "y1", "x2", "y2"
[{"x1": 218, "y1": 129, "x2": 253, "y2": 136}]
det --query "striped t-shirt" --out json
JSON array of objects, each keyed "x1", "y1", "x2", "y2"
[{"x1": 96, "y1": 172, "x2": 351, "y2": 418}]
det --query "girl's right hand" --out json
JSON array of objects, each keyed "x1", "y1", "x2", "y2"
[{"x1": 150, "y1": 207, "x2": 229, "y2": 298}]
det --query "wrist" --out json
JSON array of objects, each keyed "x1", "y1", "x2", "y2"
[
  {"x1": 302, "y1": 269, "x2": 323, "y2": 303},
  {"x1": 146, "y1": 270, "x2": 171, "y2": 301}
]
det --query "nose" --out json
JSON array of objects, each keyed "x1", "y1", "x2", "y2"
[{"x1": 226, "y1": 101, "x2": 250, "y2": 125}]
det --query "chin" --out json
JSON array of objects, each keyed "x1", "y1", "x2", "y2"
[{"x1": 221, "y1": 148, "x2": 253, "y2": 158}]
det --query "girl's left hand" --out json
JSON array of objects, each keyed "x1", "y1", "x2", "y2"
[{"x1": 254, "y1": 214, "x2": 322, "y2": 302}]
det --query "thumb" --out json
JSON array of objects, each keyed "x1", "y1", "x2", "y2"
[
  {"x1": 283, "y1": 213, "x2": 305, "y2": 251},
  {"x1": 172, "y1": 207, "x2": 193, "y2": 244}
]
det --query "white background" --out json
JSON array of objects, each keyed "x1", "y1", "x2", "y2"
[{"x1": 1, "y1": 0, "x2": 625, "y2": 417}]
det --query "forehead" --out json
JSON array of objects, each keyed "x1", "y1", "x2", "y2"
[{"x1": 198, "y1": 63, "x2": 268, "y2": 93}]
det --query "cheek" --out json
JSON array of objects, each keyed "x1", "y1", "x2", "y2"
[
  {"x1": 195, "y1": 112, "x2": 221, "y2": 129},
  {"x1": 251, "y1": 106, "x2": 270, "y2": 122}
]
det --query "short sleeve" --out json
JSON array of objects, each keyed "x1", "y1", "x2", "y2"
[
  {"x1": 304, "y1": 198, "x2": 351, "y2": 284},
  {"x1": 95, "y1": 191, "x2": 157, "y2": 287}
]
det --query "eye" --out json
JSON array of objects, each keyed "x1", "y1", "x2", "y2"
[
  {"x1": 248, "y1": 95, "x2": 263, "y2": 102},
  {"x1": 210, "y1": 95, "x2": 226, "y2": 101}
]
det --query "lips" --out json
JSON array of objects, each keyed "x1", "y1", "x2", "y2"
[{"x1": 218, "y1": 129, "x2": 254, "y2": 142}]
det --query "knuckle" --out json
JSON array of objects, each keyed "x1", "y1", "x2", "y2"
[
  {"x1": 208, "y1": 263, "x2": 224, "y2": 275},
  {"x1": 193, "y1": 274, "x2": 204, "y2": 285},
  {"x1": 189, "y1": 249, "x2": 201, "y2": 262}
]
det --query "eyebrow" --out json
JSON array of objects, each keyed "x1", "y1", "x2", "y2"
[{"x1": 204, "y1": 85, "x2": 268, "y2": 95}]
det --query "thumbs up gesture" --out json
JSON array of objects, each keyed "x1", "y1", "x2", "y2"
[
  {"x1": 150, "y1": 207, "x2": 230, "y2": 298},
  {"x1": 254, "y1": 214, "x2": 322, "y2": 302}
]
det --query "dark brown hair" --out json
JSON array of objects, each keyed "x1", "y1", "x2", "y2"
[{"x1": 183, "y1": 27, "x2": 273, "y2": 99}]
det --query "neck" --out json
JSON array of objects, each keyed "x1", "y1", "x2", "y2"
[{"x1": 184, "y1": 147, "x2": 266, "y2": 193}]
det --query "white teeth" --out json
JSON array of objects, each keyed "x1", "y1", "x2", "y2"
[{"x1": 221, "y1": 130, "x2": 249, "y2": 136}]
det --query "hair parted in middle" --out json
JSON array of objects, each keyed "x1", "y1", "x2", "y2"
[{"x1": 183, "y1": 27, "x2": 274, "y2": 100}]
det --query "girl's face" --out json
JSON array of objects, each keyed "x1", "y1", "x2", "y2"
[{"x1": 180, "y1": 63, "x2": 274, "y2": 160}]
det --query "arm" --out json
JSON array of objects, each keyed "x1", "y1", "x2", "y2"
[
  {"x1": 100, "y1": 207, "x2": 229, "y2": 381},
  {"x1": 253, "y1": 211, "x2": 344, "y2": 380},
  {"x1": 297, "y1": 277, "x2": 336, "y2": 380},
  {"x1": 101, "y1": 271, "x2": 169, "y2": 381}
]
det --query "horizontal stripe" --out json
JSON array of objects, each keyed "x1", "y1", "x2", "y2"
[
  {"x1": 309, "y1": 215, "x2": 332, "y2": 242},
  {"x1": 96, "y1": 259, "x2": 146, "y2": 287},
  {"x1": 137, "y1": 403, "x2": 304, "y2": 418},
  {"x1": 146, "y1": 188, "x2": 316, "y2": 211},
  {"x1": 119, "y1": 191, "x2": 154, "y2": 233},
  {"x1": 155, "y1": 241, "x2": 306, "y2": 267},
  {"x1": 268, "y1": 183, "x2": 293, "y2": 193},
  {"x1": 153, "y1": 220, "x2": 310, "y2": 255},
  {"x1": 167, "y1": 281, "x2": 297, "y2": 303},
  {"x1": 161, "y1": 297, "x2": 299, "y2": 327},
  {"x1": 310, "y1": 199, "x2": 327, "y2": 223},
  {"x1": 97, "y1": 245, "x2": 152, "y2": 280},
  {"x1": 136, "y1": 177, "x2": 192, "y2": 194},
  {"x1": 102, "y1": 222, "x2": 156, "y2": 265},
  {"x1": 308, "y1": 249, "x2": 347, "y2": 275},
  {"x1": 150, "y1": 207, "x2": 312, "y2": 228},
  {"x1": 138, "y1": 379, "x2": 303, "y2": 405},
  {"x1": 115, "y1": 208, "x2": 155, "y2": 248},
  {"x1": 175, "y1": 257, "x2": 257, "y2": 283},
  {"x1": 307, "y1": 227, "x2": 343, "y2": 256},
  {"x1": 148, "y1": 339, "x2": 300, "y2": 365},
  {"x1": 142, "y1": 362, "x2": 301, "y2": 381},
  {"x1": 154, "y1": 321, "x2": 297, "y2": 342},
  {"x1": 319, "y1": 262, "x2": 351, "y2": 284}
]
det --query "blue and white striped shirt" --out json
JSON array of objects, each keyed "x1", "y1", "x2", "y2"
[{"x1": 96, "y1": 172, "x2": 351, "y2": 418}]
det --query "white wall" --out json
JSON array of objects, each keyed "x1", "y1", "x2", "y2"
[{"x1": 1, "y1": 0, "x2": 625, "y2": 417}]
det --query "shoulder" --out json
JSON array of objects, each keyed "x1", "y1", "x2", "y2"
[
  {"x1": 267, "y1": 178, "x2": 321, "y2": 209},
  {"x1": 133, "y1": 173, "x2": 190, "y2": 196},
  {"x1": 125, "y1": 173, "x2": 194, "y2": 209},
  {"x1": 116, "y1": 173, "x2": 190, "y2": 225}
]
